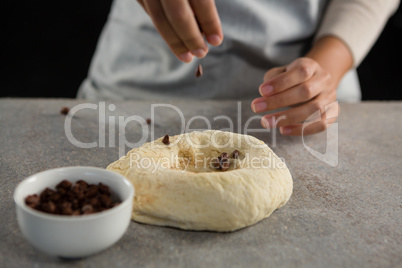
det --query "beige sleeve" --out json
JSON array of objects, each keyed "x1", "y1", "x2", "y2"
[{"x1": 315, "y1": 0, "x2": 400, "y2": 66}]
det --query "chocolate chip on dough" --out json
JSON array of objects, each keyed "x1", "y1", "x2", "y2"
[{"x1": 162, "y1": 134, "x2": 170, "y2": 145}]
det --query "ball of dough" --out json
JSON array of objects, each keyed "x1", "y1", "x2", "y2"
[{"x1": 107, "y1": 130, "x2": 292, "y2": 232}]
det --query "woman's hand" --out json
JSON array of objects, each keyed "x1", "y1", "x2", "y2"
[
  {"x1": 137, "y1": 0, "x2": 223, "y2": 62},
  {"x1": 251, "y1": 36, "x2": 353, "y2": 136}
]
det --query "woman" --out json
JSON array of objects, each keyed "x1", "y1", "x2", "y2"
[{"x1": 78, "y1": 0, "x2": 399, "y2": 135}]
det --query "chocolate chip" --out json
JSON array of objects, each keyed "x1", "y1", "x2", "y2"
[
  {"x1": 72, "y1": 199, "x2": 80, "y2": 209},
  {"x1": 220, "y1": 152, "x2": 228, "y2": 159},
  {"x1": 146, "y1": 118, "x2": 151, "y2": 125},
  {"x1": 195, "y1": 64, "x2": 203, "y2": 78},
  {"x1": 58, "y1": 188, "x2": 67, "y2": 195},
  {"x1": 162, "y1": 134, "x2": 170, "y2": 145},
  {"x1": 76, "y1": 192, "x2": 85, "y2": 201},
  {"x1": 100, "y1": 195, "x2": 112, "y2": 208},
  {"x1": 89, "y1": 197, "x2": 100, "y2": 208},
  {"x1": 72, "y1": 184, "x2": 82, "y2": 195},
  {"x1": 85, "y1": 185, "x2": 99, "y2": 198},
  {"x1": 211, "y1": 157, "x2": 221, "y2": 170},
  {"x1": 49, "y1": 192, "x2": 62, "y2": 202},
  {"x1": 98, "y1": 183, "x2": 110, "y2": 196},
  {"x1": 221, "y1": 158, "x2": 230, "y2": 171},
  {"x1": 210, "y1": 152, "x2": 234, "y2": 171},
  {"x1": 76, "y1": 180, "x2": 88, "y2": 190},
  {"x1": 82, "y1": 204, "x2": 94, "y2": 215},
  {"x1": 72, "y1": 210, "x2": 80, "y2": 216},
  {"x1": 40, "y1": 188, "x2": 56, "y2": 202},
  {"x1": 232, "y1": 150, "x2": 240, "y2": 159},
  {"x1": 25, "y1": 194, "x2": 40, "y2": 208},
  {"x1": 61, "y1": 201, "x2": 73, "y2": 215},
  {"x1": 41, "y1": 201, "x2": 56, "y2": 213},
  {"x1": 56, "y1": 180, "x2": 72, "y2": 190},
  {"x1": 60, "y1": 107, "x2": 70, "y2": 115}
]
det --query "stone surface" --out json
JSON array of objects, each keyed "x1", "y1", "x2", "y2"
[{"x1": 0, "y1": 98, "x2": 401, "y2": 268}]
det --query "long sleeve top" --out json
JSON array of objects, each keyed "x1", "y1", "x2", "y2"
[{"x1": 78, "y1": 0, "x2": 399, "y2": 101}]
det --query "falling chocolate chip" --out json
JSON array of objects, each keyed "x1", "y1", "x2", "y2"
[
  {"x1": 195, "y1": 64, "x2": 203, "y2": 78},
  {"x1": 162, "y1": 134, "x2": 170, "y2": 145},
  {"x1": 60, "y1": 107, "x2": 70, "y2": 115},
  {"x1": 146, "y1": 118, "x2": 151, "y2": 125},
  {"x1": 232, "y1": 150, "x2": 240, "y2": 159}
]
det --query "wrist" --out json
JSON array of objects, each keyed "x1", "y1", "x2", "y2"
[{"x1": 305, "y1": 36, "x2": 353, "y2": 85}]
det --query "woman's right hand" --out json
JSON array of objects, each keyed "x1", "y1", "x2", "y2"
[{"x1": 137, "y1": 0, "x2": 223, "y2": 63}]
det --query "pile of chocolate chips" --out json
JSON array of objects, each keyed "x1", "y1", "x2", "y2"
[
  {"x1": 24, "y1": 180, "x2": 121, "y2": 216},
  {"x1": 212, "y1": 150, "x2": 240, "y2": 171}
]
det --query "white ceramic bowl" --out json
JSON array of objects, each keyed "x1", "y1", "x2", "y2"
[{"x1": 14, "y1": 166, "x2": 134, "y2": 258}]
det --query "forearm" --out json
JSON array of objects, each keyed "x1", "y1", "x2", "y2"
[
  {"x1": 305, "y1": 36, "x2": 353, "y2": 86},
  {"x1": 315, "y1": 0, "x2": 399, "y2": 66}
]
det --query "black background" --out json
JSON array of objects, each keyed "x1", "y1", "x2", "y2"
[{"x1": 3, "y1": 1, "x2": 402, "y2": 100}]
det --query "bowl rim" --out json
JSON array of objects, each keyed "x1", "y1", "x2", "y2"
[{"x1": 14, "y1": 166, "x2": 134, "y2": 222}]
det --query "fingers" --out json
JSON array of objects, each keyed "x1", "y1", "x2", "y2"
[
  {"x1": 161, "y1": 0, "x2": 208, "y2": 58},
  {"x1": 143, "y1": 1, "x2": 192, "y2": 62},
  {"x1": 142, "y1": 0, "x2": 222, "y2": 63},
  {"x1": 278, "y1": 116, "x2": 338, "y2": 136},
  {"x1": 263, "y1": 67, "x2": 286, "y2": 83},
  {"x1": 190, "y1": 0, "x2": 223, "y2": 46},
  {"x1": 260, "y1": 98, "x2": 339, "y2": 136},
  {"x1": 261, "y1": 101, "x2": 323, "y2": 129},
  {"x1": 253, "y1": 57, "x2": 337, "y2": 136},
  {"x1": 137, "y1": 0, "x2": 146, "y2": 12},
  {"x1": 259, "y1": 58, "x2": 317, "y2": 97},
  {"x1": 252, "y1": 70, "x2": 328, "y2": 113},
  {"x1": 261, "y1": 97, "x2": 338, "y2": 126}
]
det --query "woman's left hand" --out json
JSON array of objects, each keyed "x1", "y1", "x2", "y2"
[
  {"x1": 251, "y1": 57, "x2": 339, "y2": 136},
  {"x1": 251, "y1": 36, "x2": 354, "y2": 136}
]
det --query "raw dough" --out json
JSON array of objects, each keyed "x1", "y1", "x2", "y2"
[{"x1": 107, "y1": 130, "x2": 292, "y2": 232}]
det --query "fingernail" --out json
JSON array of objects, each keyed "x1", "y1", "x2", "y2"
[
  {"x1": 261, "y1": 117, "x2": 270, "y2": 128},
  {"x1": 252, "y1": 102, "x2": 267, "y2": 113},
  {"x1": 262, "y1": 116, "x2": 276, "y2": 128},
  {"x1": 280, "y1": 127, "x2": 292, "y2": 135},
  {"x1": 206, "y1": 34, "x2": 222, "y2": 46},
  {"x1": 191, "y1": 49, "x2": 206, "y2": 58},
  {"x1": 260, "y1": 84, "x2": 274, "y2": 96},
  {"x1": 178, "y1": 52, "x2": 193, "y2": 62}
]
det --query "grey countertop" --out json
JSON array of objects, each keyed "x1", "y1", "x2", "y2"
[{"x1": 0, "y1": 98, "x2": 401, "y2": 268}]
